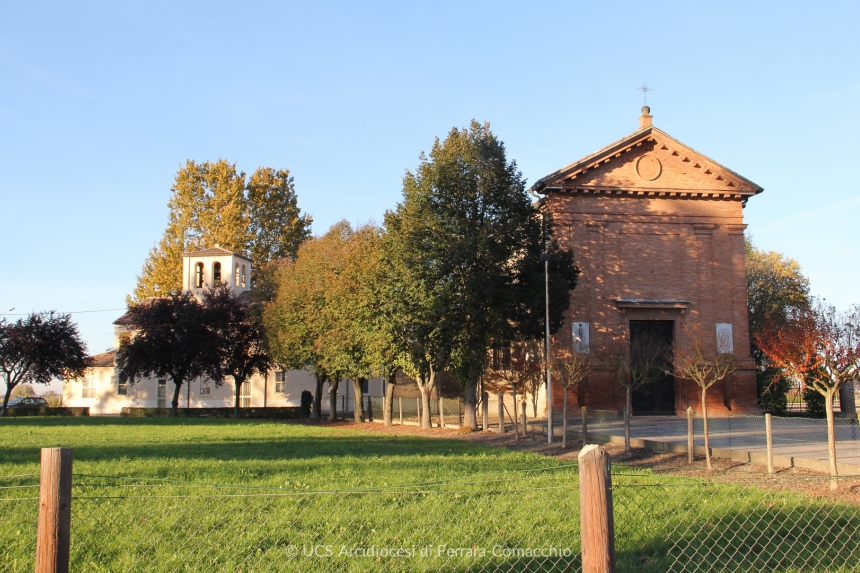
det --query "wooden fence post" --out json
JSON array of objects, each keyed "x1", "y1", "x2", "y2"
[
  {"x1": 482, "y1": 392, "x2": 489, "y2": 431},
  {"x1": 398, "y1": 397, "x2": 403, "y2": 425},
  {"x1": 579, "y1": 444, "x2": 616, "y2": 573},
  {"x1": 497, "y1": 392, "x2": 506, "y2": 434},
  {"x1": 521, "y1": 400, "x2": 528, "y2": 435},
  {"x1": 35, "y1": 447, "x2": 73, "y2": 573},
  {"x1": 581, "y1": 406, "x2": 588, "y2": 445},
  {"x1": 440, "y1": 397, "x2": 445, "y2": 428},
  {"x1": 687, "y1": 407, "x2": 694, "y2": 465},
  {"x1": 765, "y1": 413, "x2": 774, "y2": 475}
]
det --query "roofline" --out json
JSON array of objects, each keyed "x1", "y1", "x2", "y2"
[
  {"x1": 181, "y1": 249, "x2": 253, "y2": 262},
  {"x1": 528, "y1": 125, "x2": 764, "y2": 196}
]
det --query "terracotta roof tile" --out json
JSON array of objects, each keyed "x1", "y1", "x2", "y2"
[{"x1": 87, "y1": 350, "x2": 116, "y2": 368}]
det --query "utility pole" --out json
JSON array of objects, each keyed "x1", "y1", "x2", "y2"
[{"x1": 541, "y1": 253, "x2": 553, "y2": 444}]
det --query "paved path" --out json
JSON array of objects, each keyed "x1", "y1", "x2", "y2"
[{"x1": 549, "y1": 415, "x2": 860, "y2": 470}]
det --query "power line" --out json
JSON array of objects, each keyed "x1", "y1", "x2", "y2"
[{"x1": 4, "y1": 308, "x2": 125, "y2": 316}]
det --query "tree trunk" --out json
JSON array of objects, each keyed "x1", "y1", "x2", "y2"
[
  {"x1": 328, "y1": 380, "x2": 339, "y2": 422},
  {"x1": 624, "y1": 385, "x2": 632, "y2": 457},
  {"x1": 313, "y1": 377, "x2": 324, "y2": 420},
  {"x1": 383, "y1": 373, "x2": 396, "y2": 426},
  {"x1": 171, "y1": 379, "x2": 183, "y2": 418},
  {"x1": 1, "y1": 383, "x2": 15, "y2": 417},
  {"x1": 234, "y1": 378, "x2": 242, "y2": 419},
  {"x1": 838, "y1": 382, "x2": 856, "y2": 418},
  {"x1": 825, "y1": 388, "x2": 839, "y2": 479},
  {"x1": 353, "y1": 378, "x2": 365, "y2": 423},
  {"x1": 701, "y1": 387, "x2": 712, "y2": 470},
  {"x1": 532, "y1": 395, "x2": 538, "y2": 419},
  {"x1": 419, "y1": 385, "x2": 432, "y2": 429},
  {"x1": 562, "y1": 386, "x2": 568, "y2": 449},
  {"x1": 463, "y1": 382, "x2": 478, "y2": 430}
]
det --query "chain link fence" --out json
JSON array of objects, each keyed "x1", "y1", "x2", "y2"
[{"x1": 4, "y1": 467, "x2": 860, "y2": 572}]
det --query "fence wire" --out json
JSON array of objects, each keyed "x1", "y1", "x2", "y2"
[{"x1": 3, "y1": 470, "x2": 860, "y2": 572}]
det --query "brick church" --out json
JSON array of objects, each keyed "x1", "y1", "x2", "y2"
[{"x1": 532, "y1": 107, "x2": 761, "y2": 415}]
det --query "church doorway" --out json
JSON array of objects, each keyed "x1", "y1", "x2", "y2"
[{"x1": 630, "y1": 320, "x2": 675, "y2": 415}]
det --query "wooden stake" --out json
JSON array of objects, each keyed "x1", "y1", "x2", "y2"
[
  {"x1": 440, "y1": 397, "x2": 445, "y2": 428},
  {"x1": 398, "y1": 397, "x2": 402, "y2": 425},
  {"x1": 687, "y1": 407, "x2": 694, "y2": 465},
  {"x1": 482, "y1": 392, "x2": 489, "y2": 431},
  {"x1": 765, "y1": 413, "x2": 774, "y2": 475},
  {"x1": 497, "y1": 392, "x2": 506, "y2": 434},
  {"x1": 581, "y1": 406, "x2": 588, "y2": 445},
  {"x1": 521, "y1": 400, "x2": 528, "y2": 435},
  {"x1": 35, "y1": 448, "x2": 73, "y2": 573},
  {"x1": 579, "y1": 444, "x2": 616, "y2": 573}
]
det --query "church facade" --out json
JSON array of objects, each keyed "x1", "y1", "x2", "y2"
[{"x1": 533, "y1": 107, "x2": 761, "y2": 415}]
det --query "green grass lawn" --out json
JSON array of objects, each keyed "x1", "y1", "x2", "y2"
[{"x1": 2, "y1": 417, "x2": 858, "y2": 572}]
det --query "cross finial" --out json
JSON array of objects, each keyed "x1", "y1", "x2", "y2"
[{"x1": 638, "y1": 81, "x2": 652, "y2": 105}]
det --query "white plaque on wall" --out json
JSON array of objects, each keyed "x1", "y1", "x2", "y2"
[{"x1": 572, "y1": 322, "x2": 590, "y2": 353}]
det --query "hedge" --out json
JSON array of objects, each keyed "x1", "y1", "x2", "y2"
[
  {"x1": 120, "y1": 407, "x2": 307, "y2": 419},
  {"x1": 5, "y1": 407, "x2": 90, "y2": 417}
]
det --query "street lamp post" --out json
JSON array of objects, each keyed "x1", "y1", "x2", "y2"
[
  {"x1": 540, "y1": 254, "x2": 552, "y2": 444},
  {"x1": 0, "y1": 307, "x2": 14, "y2": 317}
]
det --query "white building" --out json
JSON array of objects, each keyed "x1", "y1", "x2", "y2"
[{"x1": 63, "y1": 247, "x2": 389, "y2": 415}]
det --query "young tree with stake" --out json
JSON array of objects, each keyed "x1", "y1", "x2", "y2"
[
  {"x1": 756, "y1": 300, "x2": 860, "y2": 479},
  {"x1": 674, "y1": 324, "x2": 737, "y2": 470}
]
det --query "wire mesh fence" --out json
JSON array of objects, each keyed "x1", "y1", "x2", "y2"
[{"x1": 4, "y1": 467, "x2": 860, "y2": 572}]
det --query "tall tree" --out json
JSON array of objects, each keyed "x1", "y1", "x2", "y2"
[
  {"x1": 265, "y1": 222, "x2": 362, "y2": 421},
  {"x1": 132, "y1": 160, "x2": 312, "y2": 302},
  {"x1": 0, "y1": 312, "x2": 88, "y2": 416},
  {"x1": 116, "y1": 292, "x2": 222, "y2": 417},
  {"x1": 756, "y1": 300, "x2": 860, "y2": 479},
  {"x1": 204, "y1": 286, "x2": 272, "y2": 419},
  {"x1": 247, "y1": 167, "x2": 313, "y2": 267},
  {"x1": 388, "y1": 121, "x2": 578, "y2": 430},
  {"x1": 745, "y1": 237, "x2": 811, "y2": 413}
]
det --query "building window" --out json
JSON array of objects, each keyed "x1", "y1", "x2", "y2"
[
  {"x1": 213, "y1": 262, "x2": 221, "y2": 284},
  {"x1": 82, "y1": 376, "x2": 95, "y2": 399},
  {"x1": 235, "y1": 263, "x2": 240, "y2": 286},
  {"x1": 195, "y1": 262, "x2": 205, "y2": 288},
  {"x1": 117, "y1": 379, "x2": 127, "y2": 396},
  {"x1": 716, "y1": 323, "x2": 734, "y2": 354},
  {"x1": 241, "y1": 264, "x2": 247, "y2": 288},
  {"x1": 199, "y1": 380, "x2": 211, "y2": 396},
  {"x1": 572, "y1": 322, "x2": 590, "y2": 353},
  {"x1": 274, "y1": 371, "x2": 286, "y2": 394}
]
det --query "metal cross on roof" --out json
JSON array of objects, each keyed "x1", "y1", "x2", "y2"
[{"x1": 638, "y1": 82, "x2": 653, "y2": 105}]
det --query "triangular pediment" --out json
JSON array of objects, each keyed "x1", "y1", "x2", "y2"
[{"x1": 532, "y1": 126, "x2": 763, "y2": 201}]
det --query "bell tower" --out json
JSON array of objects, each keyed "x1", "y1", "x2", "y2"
[{"x1": 181, "y1": 246, "x2": 252, "y2": 297}]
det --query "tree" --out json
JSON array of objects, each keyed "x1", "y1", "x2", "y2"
[
  {"x1": 204, "y1": 286, "x2": 272, "y2": 419},
  {"x1": 388, "y1": 121, "x2": 578, "y2": 430},
  {"x1": 0, "y1": 312, "x2": 88, "y2": 416},
  {"x1": 132, "y1": 160, "x2": 312, "y2": 302},
  {"x1": 599, "y1": 332, "x2": 671, "y2": 457},
  {"x1": 551, "y1": 352, "x2": 590, "y2": 449},
  {"x1": 745, "y1": 237, "x2": 811, "y2": 413},
  {"x1": 674, "y1": 324, "x2": 738, "y2": 470},
  {"x1": 756, "y1": 300, "x2": 860, "y2": 479},
  {"x1": 265, "y1": 227, "x2": 343, "y2": 421},
  {"x1": 11, "y1": 384, "x2": 36, "y2": 398},
  {"x1": 116, "y1": 292, "x2": 221, "y2": 417},
  {"x1": 246, "y1": 167, "x2": 313, "y2": 267}
]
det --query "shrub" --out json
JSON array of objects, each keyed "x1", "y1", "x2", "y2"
[
  {"x1": 120, "y1": 407, "x2": 306, "y2": 419},
  {"x1": 5, "y1": 407, "x2": 89, "y2": 417}
]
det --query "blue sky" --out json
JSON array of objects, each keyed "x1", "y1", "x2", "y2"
[{"x1": 1, "y1": 1, "x2": 858, "y2": 361}]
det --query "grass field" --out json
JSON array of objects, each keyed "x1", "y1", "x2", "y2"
[{"x1": 2, "y1": 417, "x2": 859, "y2": 572}]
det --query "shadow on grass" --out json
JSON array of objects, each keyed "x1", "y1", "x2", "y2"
[{"x1": 0, "y1": 417, "x2": 533, "y2": 468}]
